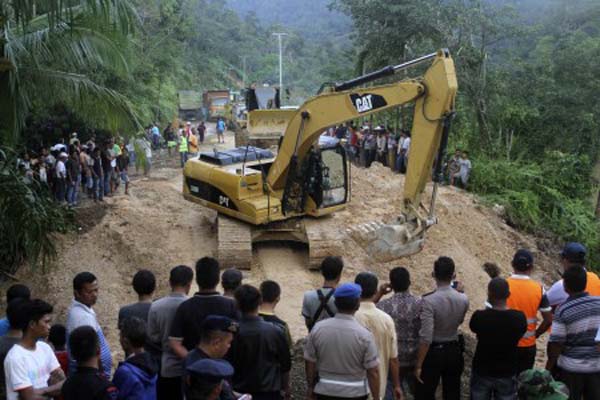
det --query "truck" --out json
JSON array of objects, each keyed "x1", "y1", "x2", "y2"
[
  {"x1": 203, "y1": 90, "x2": 231, "y2": 121},
  {"x1": 177, "y1": 90, "x2": 203, "y2": 122}
]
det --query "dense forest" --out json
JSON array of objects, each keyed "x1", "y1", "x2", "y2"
[{"x1": 1, "y1": 0, "x2": 599, "y2": 270}]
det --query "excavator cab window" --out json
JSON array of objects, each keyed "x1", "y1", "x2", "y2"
[{"x1": 319, "y1": 146, "x2": 348, "y2": 208}]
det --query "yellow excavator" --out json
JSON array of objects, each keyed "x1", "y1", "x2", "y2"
[{"x1": 183, "y1": 49, "x2": 458, "y2": 269}]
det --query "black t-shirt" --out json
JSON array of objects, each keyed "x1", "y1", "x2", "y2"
[
  {"x1": 61, "y1": 366, "x2": 118, "y2": 400},
  {"x1": 469, "y1": 308, "x2": 527, "y2": 377},
  {"x1": 169, "y1": 293, "x2": 238, "y2": 351}
]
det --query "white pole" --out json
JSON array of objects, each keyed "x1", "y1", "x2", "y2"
[{"x1": 272, "y1": 32, "x2": 287, "y2": 102}]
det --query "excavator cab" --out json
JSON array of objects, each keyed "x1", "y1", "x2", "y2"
[{"x1": 311, "y1": 139, "x2": 348, "y2": 209}]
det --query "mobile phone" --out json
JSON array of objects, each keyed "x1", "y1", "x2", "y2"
[{"x1": 451, "y1": 280, "x2": 458, "y2": 289}]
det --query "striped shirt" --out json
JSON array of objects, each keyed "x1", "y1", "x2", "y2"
[
  {"x1": 66, "y1": 300, "x2": 112, "y2": 378},
  {"x1": 549, "y1": 293, "x2": 600, "y2": 373}
]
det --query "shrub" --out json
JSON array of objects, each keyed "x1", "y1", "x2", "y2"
[{"x1": 0, "y1": 148, "x2": 72, "y2": 274}]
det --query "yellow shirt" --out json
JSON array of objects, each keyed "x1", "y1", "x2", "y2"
[
  {"x1": 355, "y1": 302, "x2": 398, "y2": 396},
  {"x1": 188, "y1": 134, "x2": 199, "y2": 153}
]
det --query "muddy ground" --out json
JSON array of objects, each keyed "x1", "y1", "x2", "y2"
[{"x1": 9, "y1": 124, "x2": 562, "y2": 398}]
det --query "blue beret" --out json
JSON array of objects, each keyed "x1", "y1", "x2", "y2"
[
  {"x1": 186, "y1": 359, "x2": 234, "y2": 383},
  {"x1": 201, "y1": 315, "x2": 238, "y2": 333},
  {"x1": 335, "y1": 283, "x2": 362, "y2": 299},
  {"x1": 561, "y1": 242, "x2": 586, "y2": 262}
]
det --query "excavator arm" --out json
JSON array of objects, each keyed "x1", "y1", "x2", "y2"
[{"x1": 267, "y1": 49, "x2": 457, "y2": 261}]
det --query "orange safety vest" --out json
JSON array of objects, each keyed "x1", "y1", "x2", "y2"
[
  {"x1": 506, "y1": 276, "x2": 545, "y2": 348},
  {"x1": 586, "y1": 271, "x2": 600, "y2": 296}
]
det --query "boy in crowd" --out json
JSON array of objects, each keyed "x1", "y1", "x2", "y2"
[
  {"x1": 113, "y1": 317, "x2": 158, "y2": 399},
  {"x1": 230, "y1": 285, "x2": 291, "y2": 399},
  {"x1": 259, "y1": 280, "x2": 292, "y2": 347},
  {"x1": 221, "y1": 269, "x2": 243, "y2": 299},
  {"x1": 0, "y1": 285, "x2": 31, "y2": 336},
  {"x1": 148, "y1": 265, "x2": 193, "y2": 400},
  {"x1": 48, "y1": 324, "x2": 69, "y2": 375},
  {"x1": 118, "y1": 270, "x2": 156, "y2": 328},
  {"x1": 302, "y1": 256, "x2": 344, "y2": 331},
  {"x1": 469, "y1": 278, "x2": 527, "y2": 400},
  {"x1": 4, "y1": 299, "x2": 66, "y2": 400},
  {"x1": 62, "y1": 326, "x2": 118, "y2": 400}
]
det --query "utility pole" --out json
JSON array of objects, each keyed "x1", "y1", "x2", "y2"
[
  {"x1": 272, "y1": 32, "x2": 287, "y2": 101},
  {"x1": 242, "y1": 56, "x2": 247, "y2": 88}
]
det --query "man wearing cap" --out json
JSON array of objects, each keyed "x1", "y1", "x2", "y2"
[
  {"x1": 185, "y1": 316, "x2": 237, "y2": 367},
  {"x1": 506, "y1": 249, "x2": 553, "y2": 374},
  {"x1": 185, "y1": 359, "x2": 234, "y2": 400},
  {"x1": 414, "y1": 256, "x2": 469, "y2": 400},
  {"x1": 304, "y1": 282, "x2": 380, "y2": 400},
  {"x1": 185, "y1": 316, "x2": 239, "y2": 400},
  {"x1": 546, "y1": 267, "x2": 600, "y2": 399},
  {"x1": 546, "y1": 242, "x2": 600, "y2": 309}
]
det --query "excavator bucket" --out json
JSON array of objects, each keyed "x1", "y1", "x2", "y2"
[
  {"x1": 247, "y1": 109, "x2": 297, "y2": 142},
  {"x1": 347, "y1": 217, "x2": 429, "y2": 262}
]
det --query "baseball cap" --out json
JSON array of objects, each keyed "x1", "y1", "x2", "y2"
[
  {"x1": 334, "y1": 283, "x2": 362, "y2": 299},
  {"x1": 59, "y1": 152, "x2": 68, "y2": 158},
  {"x1": 201, "y1": 315, "x2": 238, "y2": 334},
  {"x1": 512, "y1": 249, "x2": 534, "y2": 269},
  {"x1": 221, "y1": 268, "x2": 243, "y2": 287},
  {"x1": 560, "y1": 242, "x2": 586, "y2": 263},
  {"x1": 186, "y1": 359, "x2": 234, "y2": 383}
]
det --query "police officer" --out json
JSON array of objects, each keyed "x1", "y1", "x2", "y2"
[
  {"x1": 61, "y1": 326, "x2": 118, "y2": 400},
  {"x1": 304, "y1": 282, "x2": 380, "y2": 400},
  {"x1": 414, "y1": 257, "x2": 469, "y2": 400},
  {"x1": 185, "y1": 359, "x2": 235, "y2": 400}
]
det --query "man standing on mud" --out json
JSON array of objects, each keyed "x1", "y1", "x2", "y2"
[{"x1": 66, "y1": 272, "x2": 112, "y2": 378}]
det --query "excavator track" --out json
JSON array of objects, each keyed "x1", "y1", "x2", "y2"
[
  {"x1": 304, "y1": 218, "x2": 345, "y2": 270},
  {"x1": 217, "y1": 215, "x2": 253, "y2": 270}
]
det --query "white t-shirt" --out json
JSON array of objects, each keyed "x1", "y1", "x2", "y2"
[
  {"x1": 402, "y1": 137, "x2": 411, "y2": 156},
  {"x1": 4, "y1": 342, "x2": 60, "y2": 400},
  {"x1": 459, "y1": 159, "x2": 472, "y2": 182},
  {"x1": 55, "y1": 160, "x2": 66, "y2": 179}
]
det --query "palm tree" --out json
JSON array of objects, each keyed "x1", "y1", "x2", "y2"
[{"x1": 0, "y1": 0, "x2": 140, "y2": 145}]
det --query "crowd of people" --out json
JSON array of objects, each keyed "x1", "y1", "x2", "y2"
[
  {"x1": 14, "y1": 117, "x2": 220, "y2": 207},
  {"x1": 0, "y1": 242, "x2": 598, "y2": 400},
  {"x1": 329, "y1": 123, "x2": 472, "y2": 188},
  {"x1": 16, "y1": 133, "x2": 139, "y2": 206}
]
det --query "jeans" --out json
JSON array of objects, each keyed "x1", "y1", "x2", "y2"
[
  {"x1": 415, "y1": 341, "x2": 463, "y2": 400},
  {"x1": 470, "y1": 372, "x2": 517, "y2": 400},
  {"x1": 67, "y1": 173, "x2": 81, "y2": 205},
  {"x1": 103, "y1": 171, "x2": 111, "y2": 195},
  {"x1": 94, "y1": 176, "x2": 104, "y2": 200},
  {"x1": 180, "y1": 152, "x2": 187, "y2": 168}
]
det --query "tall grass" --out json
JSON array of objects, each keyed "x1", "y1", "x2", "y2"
[
  {"x1": 0, "y1": 149, "x2": 72, "y2": 274},
  {"x1": 470, "y1": 151, "x2": 600, "y2": 267}
]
